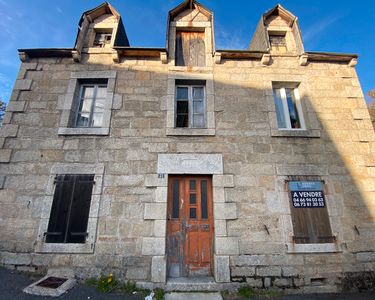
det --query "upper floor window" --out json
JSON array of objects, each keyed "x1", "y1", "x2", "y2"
[
  {"x1": 93, "y1": 30, "x2": 112, "y2": 48},
  {"x1": 175, "y1": 31, "x2": 205, "y2": 67},
  {"x1": 273, "y1": 86, "x2": 305, "y2": 130},
  {"x1": 269, "y1": 32, "x2": 287, "y2": 53},
  {"x1": 175, "y1": 82, "x2": 206, "y2": 128},
  {"x1": 75, "y1": 81, "x2": 108, "y2": 128}
]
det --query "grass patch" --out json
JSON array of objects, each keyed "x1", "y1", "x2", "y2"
[
  {"x1": 238, "y1": 286, "x2": 257, "y2": 298},
  {"x1": 121, "y1": 281, "x2": 152, "y2": 297}
]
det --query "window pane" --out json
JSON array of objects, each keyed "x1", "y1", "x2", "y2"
[
  {"x1": 201, "y1": 180, "x2": 208, "y2": 219},
  {"x1": 96, "y1": 86, "x2": 107, "y2": 98},
  {"x1": 79, "y1": 98, "x2": 92, "y2": 113},
  {"x1": 177, "y1": 101, "x2": 188, "y2": 114},
  {"x1": 190, "y1": 180, "x2": 196, "y2": 190},
  {"x1": 273, "y1": 89, "x2": 287, "y2": 128},
  {"x1": 172, "y1": 180, "x2": 179, "y2": 218},
  {"x1": 176, "y1": 114, "x2": 189, "y2": 127},
  {"x1": 82, "y1": 86, "x2": 95, "y2": 99},
  {"x1": 176, "y1": 87, "x2": 188, "y2": 100},
  {"x1": 94, "y1": 98, "x2": 105, "y2": 113},
  {"x1": 76, "y1": 113, "x2": 90, "y2": 127},
  {"x1": 193, "y1": 114, "x2": 205, "y2": 128},
  {"x1": 285, "y1": 89, "x2": 301, "y2": 128},
  {"x1": 190, "y1": 208, "x2": 197, "y2": 219},
  {"x1": 192, "y1": 87, "x2": 204, "y2": 100},
  {"x1": 193, "y1": 101, "x2": 204, "y2": 114},
  {"x1": 92, "y1": 113, "x2": 103, "y2": 127},
  {"x1": 190, "y1": 194, "x2": 196, "y2": 204}
]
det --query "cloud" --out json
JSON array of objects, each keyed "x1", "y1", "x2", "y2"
[
  {"x1": 56, "y1": 6, "x2": 63, "y2": 14},
  {"x1": 303, "y1": 14, "x2": 345, "y2": 43},
  {"x1": 0, "y1": 73, "x2": 12, "y2": 102}
]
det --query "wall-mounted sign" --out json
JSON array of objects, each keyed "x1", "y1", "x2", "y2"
[{"x1": 288, "y1": 181, "x2": 325, "y2": 208}]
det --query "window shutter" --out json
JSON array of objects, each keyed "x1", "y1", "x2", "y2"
[
  {"x1": 46, "y1": 174, "x2": 94, "y2": 244},
  {"x1": 309, "y1": 208, "x2": 333, "y2": 243},
  {"x1": 175, "y1": 31, "x2": 205, "y2": 67},
  {"x1": 290, "y1": 205, "x2": 310, "y2": 243},
  {"x1": 67, "y1": 175, "x2": 94, "y2": 243},
  {"x1": 46, "y1": 175, "x2": 75, "y2": 243}
]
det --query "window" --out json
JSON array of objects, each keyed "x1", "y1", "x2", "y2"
[
  {"x1": 58, "y1": 71, "x2": 116, "y2": 136},
  {"x1": 75, "y1": 82, "x2": 107, "y2": 128},
  {"x1": 93, "y1": 31, "x2": 112, "y2": 48},
  {"x1": 273, "y1": 86, "x2": 305, "y2": 129},
  {"x1": 175, "y1": 83, "x2": 206, "y2": 128},
  {"x1": 269, "y1": 32, "x2": 287, "y2": 52},
  {"x1": 288, "y1": 181, "x2": 335, "y2": 244},
  {"x1": 175, "y1": 31, "x2": 205, "y2": 67},
  {"x1": 45, "y1": 174, "x2": 94, "y2": 244}
]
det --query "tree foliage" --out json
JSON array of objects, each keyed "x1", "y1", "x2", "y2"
[{"x1": 368, "y1": 89, "x2": 375, "y2": 100}]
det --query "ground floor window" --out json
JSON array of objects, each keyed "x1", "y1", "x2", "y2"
[
  {"x1": 288, "y1": 181, "x2": 335, "y2": 244},
  {"x1": 45, "y1": 174, "x2": 94, "y2": 244}
]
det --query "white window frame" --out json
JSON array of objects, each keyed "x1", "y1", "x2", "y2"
[
  {"x1": 75, "y1": 83, "x2": 108, "y2": 128},
  {"x1": 274, "y1": 87, "x2": 306, "y2": 130},
  {"x1": 175, "y1": 85, "x2": 206, "y2": 129}
]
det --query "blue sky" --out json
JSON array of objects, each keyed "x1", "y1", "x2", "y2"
[{"x1": 0, "y1": 0, "x2": 374, "y2": 103}]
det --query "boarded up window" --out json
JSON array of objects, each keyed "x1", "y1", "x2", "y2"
[
  {"x1": 288, "y1": 181, "x2": 334, "y2": 244},
  {"x1": 46, "y1": 174, "x2": 94, "y2": 244},
  {"x1": 175, "y1": 31, "x2": 205, "y2": 67}
]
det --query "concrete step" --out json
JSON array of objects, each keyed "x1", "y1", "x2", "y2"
[{"x1": 165, "y1": 292, "x2": 223, "y2": 300}]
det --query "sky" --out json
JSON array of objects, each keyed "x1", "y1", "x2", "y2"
[{"x1": 0, "y1": 0, "x2": 374, "y2": 104}]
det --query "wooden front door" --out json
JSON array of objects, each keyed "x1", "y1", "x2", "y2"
[{"x1": 167, "y1": 175, "x2": 213, "y2": 277}]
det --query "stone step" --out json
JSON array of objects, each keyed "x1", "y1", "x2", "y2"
[
  {"x1": 165, "y1": 292, "x2": 223, "y2": 300},
  {"x1": 165, "y1": 277, "x2": 221, "y2": 292}
]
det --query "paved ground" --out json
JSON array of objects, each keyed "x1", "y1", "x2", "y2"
[{"x1": 1, "y1": 267, "x2": 374, "y2": 300}]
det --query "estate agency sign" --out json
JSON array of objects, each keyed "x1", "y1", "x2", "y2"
[{"x1": 288, "y1": 181, "x2": 325, "y2": 208}]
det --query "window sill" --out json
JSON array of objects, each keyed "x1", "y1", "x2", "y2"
[
  {"x1": 286, "y1": 243, "x2": 341, "y2": 254},
  {"x1": 35, "y1": 241, "x2": 94, "y2": 254},
  {"x1": 166, "y1": 128, "x2": 215, "y2": 136},
  {"x1": 169, "y1": 66, "x2": 213, "y2": 72},
  {"x1": 271, "y1": 129, "x2": 320, "y2": 138},
  {"x1": 58, "y1": 127, "x2": 109, "y2": 136}
]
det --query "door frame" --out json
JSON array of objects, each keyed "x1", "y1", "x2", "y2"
[
  {"x1": 143, "y1": 154, "x2": 237, "y2": 284},
  {"x1": 166, "y1": 175, "x2": 214, "y2": 278}
]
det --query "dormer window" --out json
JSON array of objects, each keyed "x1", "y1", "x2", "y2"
[
  {"x1": 269, "y1": 31, "x2": 287, "y2": 53},
  {"x1": 93, "y1": 30, "x2": 112, "y2": 48}
]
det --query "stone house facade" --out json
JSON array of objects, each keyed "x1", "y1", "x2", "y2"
[{"x1": 0, "y1": 0, "x2": 374, "y2": 293}]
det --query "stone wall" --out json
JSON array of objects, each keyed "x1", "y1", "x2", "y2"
[{"x1": 0, "y1": 51, "x2": 374, "y2": 292}]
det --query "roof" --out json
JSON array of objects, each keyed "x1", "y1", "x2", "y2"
[
  {"x1": 168, "y1": 0, "x2": 212, "y2": 20},
  {"x1": 78, "y1": 2, "x2": 120, "y2": 27},
  {"x1": 263, "y1": 4, "x2": 296, "y2": 26}
]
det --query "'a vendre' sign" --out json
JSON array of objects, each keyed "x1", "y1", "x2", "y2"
[{"x1": 288, "y1": 181, "x2": 325, "y2": 208}]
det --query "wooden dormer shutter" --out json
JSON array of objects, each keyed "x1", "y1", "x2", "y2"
[
  {"x1": 175, "y1": 31, "x2": 205, "y2": 67},
  {"x1": 46, "y1": 174, "x2": 94, "y2": 244}
]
